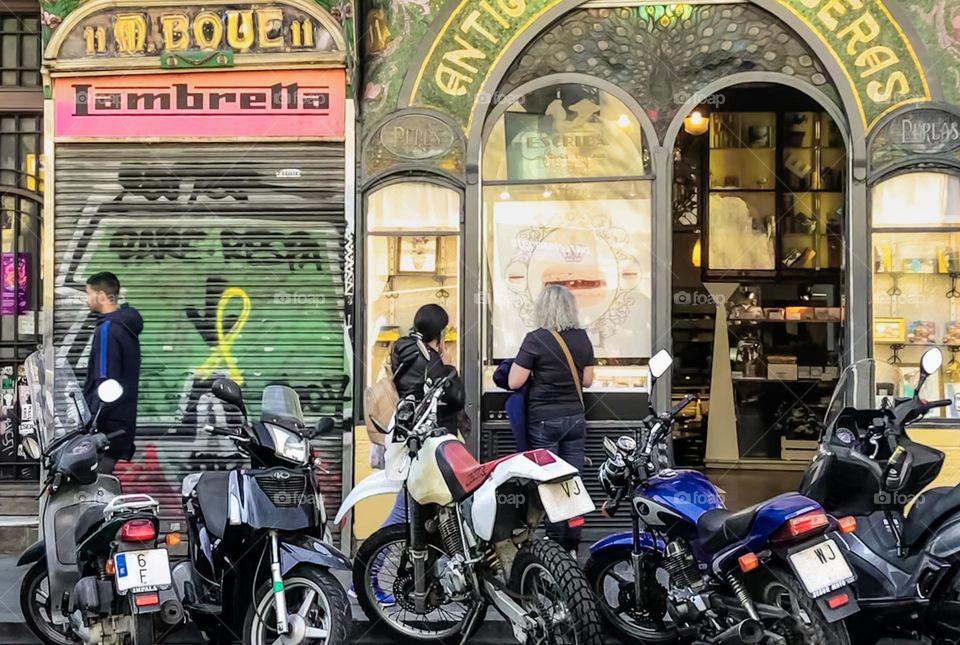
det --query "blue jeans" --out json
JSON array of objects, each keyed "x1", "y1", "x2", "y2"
[
  {"x1": 527, "y1": 413, "x2": 587, "y2": 550},
  {"x1": 383, "y1": 491, "x2": 407, "y2": 526}
]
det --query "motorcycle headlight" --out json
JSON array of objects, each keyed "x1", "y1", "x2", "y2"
[{"x1": 265, "y1": 423, "x2": 308, "y2": 463}]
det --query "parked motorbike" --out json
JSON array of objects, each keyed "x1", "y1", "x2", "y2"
[
  {"x1": 800, "y1": 346, "x2": 960, "y2": 643},
  {"x1": 336, "y1": 372, "x2": 602, "y2": 645},
  {"x1": 584, "y1": 349, "x2": 859, "y2": 645},
  {"x1": 172, "y1": 377, "x2": 351, "y2": 645},
  {"x1": 18, "y1": 350, "x2": 182, "y2": 645}
]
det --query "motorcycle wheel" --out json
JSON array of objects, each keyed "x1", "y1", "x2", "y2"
[
  {"x1": 754, "y1": 566, "x2": 851, "y2": 645},
  {"x1": 582, "y1": 547, "x2": 675, "y2": 643},
  {"x1": 353, "y1": 523, "x2": 476, "y2": 644},
  {"x1": 19, "y1": 560, "x2": 77, "y2": 645},
  {"x1": 509, "y1": 538, "x2": 602, "y2": 645},
  {"x1": 243, "y1": 565, "x2": 349, "y2": 645}
]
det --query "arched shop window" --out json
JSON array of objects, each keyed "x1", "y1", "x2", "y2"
[
  {"x1": 364, "y1": 180, "x2": 461, "y2": 390},
  {"x1": 481, "y1": 82, "x2": 654, "y2": 393},
  {"x1": 871, "y1": 171, "x2": 960, "y2": 418}
]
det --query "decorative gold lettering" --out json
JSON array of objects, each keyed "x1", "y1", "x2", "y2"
[
  {"x1": 302, "y1": 19, "x2": 314, "y2": 47},
  {"x1": 837, "y1": 12, "x2": 880, "y2": 54},
  {"x1": 479, "y1": 0, "x2": 510, "y2": 28},
  {"x1": 442, "y1": 33, "x2": 487, "y2": 74},
  {"x1": 161, "y1": 14, "x2": 190, "y2": 51},
  {"x1": 867, "y1": 71, "x2": 909, "y2": 102},
  {"x1": 435, "y1": 64, "x2": 474, "y2": 96},
  {"x1": 854, "y1": 45, "x2": 899, "y2": 78},
  {"x1": 226, "y1": 11, "x2": 255, "y2": 51},
  {"x1": 193, "y1": 11, "x2": 223, "y2": 49},
  {"x1": 256, "y1": 8, "x2": 284, "y2": 49},
  {"x1": 460, "y1": 11, "x2": 498, "y2": 44},
  {"x1": 83, "y1": 25, "x2": 107, "y2": 54},
  {"x1": 816, "y1": 0, "x2": 856, "y2": 31},
  {"x1": 114, "y1": 14, "x2": 147, "y2": 54},
  {"x1": 496, "y1": 0, "x2": 526, "y2": 18}
]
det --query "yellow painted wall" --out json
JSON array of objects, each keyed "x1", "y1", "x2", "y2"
[
  {"x1": 352, "y1": 426, "x2": 395, "y2": 540},
  {"x1": 912, "y1": 428, "x2": 960, "y2": 489}
]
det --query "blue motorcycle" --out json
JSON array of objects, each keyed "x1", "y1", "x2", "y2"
[{"x1": 584, "y1": 350, "x2": 860, "y2": 645}]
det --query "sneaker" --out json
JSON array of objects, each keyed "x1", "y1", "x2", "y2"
[
  {"x1": 347, "y1": 585, "x2": 358, "y2": 599},
  {"x1": 370, "y1": 551, "x2": 396, "y2": 607}
]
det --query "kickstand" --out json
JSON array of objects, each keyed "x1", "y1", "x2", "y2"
[{"x1": 460, "y1": 601, "x2": 487, "y2": 645}]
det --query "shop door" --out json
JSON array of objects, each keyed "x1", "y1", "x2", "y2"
[{"x1": 52, "y1": 142, "x2": 347, "y2": 532}]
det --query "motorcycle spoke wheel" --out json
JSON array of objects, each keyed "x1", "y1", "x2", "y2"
[
  {"x1": 364, "y1": 538, "x2": 468, "y2": 639},
  {"x1": 519, "y1": 563, "x2": 577, "y2": 645}
]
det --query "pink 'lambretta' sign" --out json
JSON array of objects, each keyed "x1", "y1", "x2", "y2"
[{"x1": 54, "y1": 69, "x2": 345, "y2": 139}]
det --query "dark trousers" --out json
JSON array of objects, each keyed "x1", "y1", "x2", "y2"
[
  {"x1": 527, "y1": 413, "x2": 587, "y2": 551},
  {"x1": 97, "y1": 455, "x2": 117, "y2": 475}
]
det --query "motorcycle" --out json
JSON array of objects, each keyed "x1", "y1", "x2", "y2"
[
  {"x1": 18, "y1": 350, "x2": 182, "y2": 645},
  {"x1": 800, "y1": 346, "x2": 960, "y2": 643},
  {"x1": 336, "y1": 372, "x2": 603, "y2": 645},
  {"x1": 584, "y1": 349, "x2": 859, "y2": 644},
  {"x1": 171, "y1": 377, "x2": 352, "y2": 645}
]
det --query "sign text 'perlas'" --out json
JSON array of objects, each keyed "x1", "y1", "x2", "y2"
[{"x1": 54, "y1": 70, "x2": 346, "y2": 139}]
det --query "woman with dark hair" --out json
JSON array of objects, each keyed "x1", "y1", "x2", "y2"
[{"x1": 354, "y1": 304, "x2": 465, "y2": 604}]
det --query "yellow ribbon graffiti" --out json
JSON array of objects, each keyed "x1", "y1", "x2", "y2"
[{"x1": 195, "y1": 287, "x2": 252, "y2": 385}]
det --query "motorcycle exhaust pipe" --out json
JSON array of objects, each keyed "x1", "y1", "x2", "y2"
[{"x1": 714, "y1": 618, "x2": 764, "y2": 644}]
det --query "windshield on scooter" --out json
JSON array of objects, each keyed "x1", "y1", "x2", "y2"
[
  {"x1": 824, "y1": 359, "x2": 919, "y2": 436},
  {"x1": 260, "y1": 384, "x2": 305, "y2": 428},
  {"x1": 24, "y1": 350, "x2": 91, "y2": 454}
]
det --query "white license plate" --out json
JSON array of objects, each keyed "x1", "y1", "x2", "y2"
[
  {"x1": 114, "y1": 549, "x2": 171, "y2": 594},
  {"x1": 788, "y1": 538, "x2": 854, "y2": 597},
  {"x1": 539, "y1": 477, "x2": 595, "y2": 523}
]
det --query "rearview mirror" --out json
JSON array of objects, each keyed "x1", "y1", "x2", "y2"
[
  {"x1": 312, "y1": 417, "x2": 336, "y2": 437},
  {"x1": 211, "y1": 378, "x2": 244, "y2": 409},
  {"x1": 21, "y1": 436, "x2": 40, "y2": 460},
  {"x1": 97, "y1": 379, "x2": 123, "y2": 404},
  {"x1": 648, "y1": 349, "x2": 673, "y2": 380},
  {"x1": 921, "y1": 347, "x2": 943, "y2": 377}
]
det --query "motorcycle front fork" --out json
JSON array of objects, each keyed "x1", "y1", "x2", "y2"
[
  {"x1": 268, "y1": 531, "x2": 289, "y2": 635},
  {"x1": 407, "y1": 491, "x2": 431, "y2": 613}
]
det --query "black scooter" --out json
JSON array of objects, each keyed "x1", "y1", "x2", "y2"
[
  {"x1": 18, "y1": 351, "x2": 182, "y2": 645},
  {"x1": 171, "y1": 378, "x2": 352, "y2": 645},
  {"x1": 800, "y1": 347, "x2": 960, "y2": 643}
]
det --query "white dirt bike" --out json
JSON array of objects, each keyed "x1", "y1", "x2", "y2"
[{"x1": 336, "y1": 373, "x2": 602, "y2": 645}]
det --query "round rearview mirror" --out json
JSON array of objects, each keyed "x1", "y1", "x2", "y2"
[
  {"x1": 21, "y1": 436, "x2": 40, "y2": 460},
  {"x1": 648, "y1": 349, "x2": 673, "y2": 379},
  {"x1": 97, "y1": 379, "x2": 123, "y2": 404},
  {"x1": 921, "y1": 347, "x2": 944, "y2": 377}
]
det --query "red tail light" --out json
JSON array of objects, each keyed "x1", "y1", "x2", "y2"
[
  {"x1": 773, "y1": 511, "x2": 829, "y2": 541},
  {"x1": 567, "y1": 517, "x2": 585, "y2": 528},
  {"x1": 523, "y1": 450, "x2": 556, "y2": 466},
  {"x1": 120, "y1": 519, "x2": 157, "y2": 542},
  {"x1": 827, "y1": 593, "x2": 849, "y2": 609},
  {"x1": 134, "y1": 592, "x2": 160, "y2": 607}
]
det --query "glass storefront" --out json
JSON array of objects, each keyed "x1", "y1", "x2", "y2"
[
  {"x1": 479, "y1": 83, "x2": 654, "y2": 396},
  {"x1": 364, "y1": 181, "x2": 461, "y2": 388},
  {"x1": 871, "y1": 172, "x2": 960, "y2": 418}
]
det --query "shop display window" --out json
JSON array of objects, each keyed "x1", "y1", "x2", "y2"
[
  {"x1": 364, "y1": 181, "x2": 461, "y2": 389},
  {"x1": 871, "y1": 172, "x2": 960, "y2": 418},
  {"x1": 481, "y1": 83, "x2": 654, "y2": 392}
]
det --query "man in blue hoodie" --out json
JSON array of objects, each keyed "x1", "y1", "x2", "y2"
[{"x1": 83, "y1": 272, "x2": 144, "y2": 474}]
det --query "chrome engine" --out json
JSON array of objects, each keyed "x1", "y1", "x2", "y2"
[
  {"x1": 437, "y1": 554, "x2": 470, "y2": 599},
  {"x1": 660, "y1": 540, "x2": 710, "y2": 624}
]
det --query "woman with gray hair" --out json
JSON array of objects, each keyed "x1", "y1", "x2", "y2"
[{"x1": 508, "y1": 284, "x2": 595, "y2": 551}]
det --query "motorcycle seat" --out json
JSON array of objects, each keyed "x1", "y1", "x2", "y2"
[
  {"x1": 903, "y1": 485, "x2": 960, "y2": 547},
  {"x1": 196, "y1": 472, "x2": 230, "y2": 540},
  {"x1": 435, "y1": 441, "x2": 515, "y2": 503},
  {"x1": 697, "y1": 504, "x2": 761, "y2": 553}
]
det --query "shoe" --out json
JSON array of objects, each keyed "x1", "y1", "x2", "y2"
[{"x1": 370, "y1": 550, "x2": 396, "y2": 607}]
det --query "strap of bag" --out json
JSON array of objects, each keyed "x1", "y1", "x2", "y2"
[{"x1": 549, "y1": 330, "x2": 583, "y2": 409}]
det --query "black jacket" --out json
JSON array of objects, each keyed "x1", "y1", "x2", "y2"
[
  {"x1": 391, "y1": 336, "x2": 464, "y2": 431},
  {"x1": 84, "y1": 304, "x2": 143, "y2": 460}
]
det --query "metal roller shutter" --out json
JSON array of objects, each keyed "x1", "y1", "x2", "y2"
[{"x1": 52, "y1": 142, "x2": 347, "y2": 536}]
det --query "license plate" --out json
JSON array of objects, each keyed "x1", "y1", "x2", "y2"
[
  {"x1": 538, "y1": 477, "x2": 595, "y2": 523},
  {"x1": 114, "y1": 549, "x2": 171, "y2": 594},
  {"x1": 788, "y1": 538, "x2": 854, "y2": 597}
]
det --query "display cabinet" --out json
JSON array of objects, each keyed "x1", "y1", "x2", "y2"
[{"x1": 871, "y1": 172, "x2": 960, "y2": 419}]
